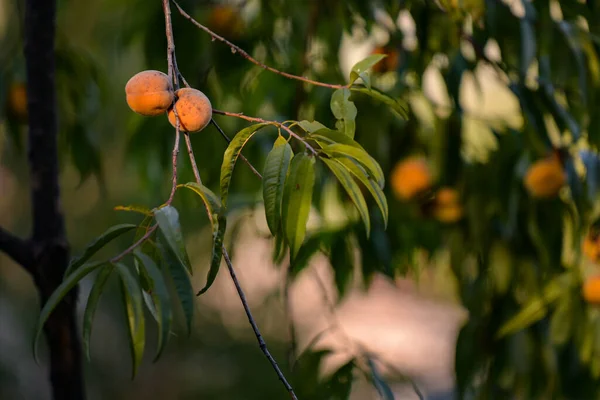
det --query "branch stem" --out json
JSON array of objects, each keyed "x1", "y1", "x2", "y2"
[
  {"x1": 213, "y1": 109, "x2": 317, "y2": 155},
  {"x1": 171, "y1": 0, "x2": 346, "y2": 90},
  {"x1": 223, "y1": 247, "x2": 298, "y2": 400}
]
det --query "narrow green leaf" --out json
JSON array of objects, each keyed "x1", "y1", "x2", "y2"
[
  {"x1": 154, "y1": 205, "x2": 192, "y2": 274},
  {"x1": 290, "y1": 230, "x2": 337, "y2": 278},
  {"x1": 134, "y1": 250, "x2": 172, "y2": 361},
  {"x1": 330, "y1": 88, "x2": 357, "y2": 138},
  {"x1": 197, "y1": 214, "x2": 227, "y2": 295},
  {"x1": 308, "y1": 128, "x2": 363, "y2": 149},
  {"x1": 82, "y1": 265, "x2": 113, "y2": 360},
  {"x1": 157, "y1": 238, "x2": 195, "y2": 335},
  {"x1": 320, "y1": 143, "x2": 385, "y2": 189},
  {"x1": 349, "y1": 54, "x2": 387, "y2": 87},
  {"x1": 497, "y1": 277, "x2": 564, "y2": 338},
  {"x1": 178, "y1": 182, "x2": 222, "y2": 221},
  {"x1": 115, "y1": 262, "x2": 145, "y2": 378},
  {"x1": 549, "y1": 297, "x2": 572, "y2": 346},
  {"x1": 336, "y1": 157, "x2": 388, "y2": 228},
  {"x1": 282, "y1": 153, "x2": 316, "y2": 260},
  {"x1": 349, "y1": 86, "x2": 409, "y2": 119},
  {"x1": 322, "y1": 158, "x2": 371, "y2": 235},
  {"x1": 33, "y1": 261, "x2": 105, "y2": 363},
  {"x1": 65, "y1": 224, "x2": 136, "y2": 277},
  {"x1": 263, "y1": 137, "x2": 293, "y2": 236},
  {"x1": 298, "y1": 120, "x2": 328, "y2": 133},
  {"x1": 220, "y1": 122, "x2": 270, "y2": 209},
  {"x1": 114, "y1": 205, "x2": 153, "y2": 215}
]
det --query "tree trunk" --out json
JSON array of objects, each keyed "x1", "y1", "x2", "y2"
[{"x1": 24, "y1": 0, "x2": 86, "y2": 398}]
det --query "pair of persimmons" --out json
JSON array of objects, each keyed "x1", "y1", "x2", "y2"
[{"x1": 125, "y1": 70, "x2": 212, "y2": 132}]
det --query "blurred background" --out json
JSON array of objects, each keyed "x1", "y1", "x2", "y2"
[{"x1": 3, "y1": 0, "x2": 600, "y2": 399}]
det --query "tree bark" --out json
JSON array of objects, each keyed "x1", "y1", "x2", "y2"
[{"x1": 23, "y1": 0, "x2": 86, "y2": 398}]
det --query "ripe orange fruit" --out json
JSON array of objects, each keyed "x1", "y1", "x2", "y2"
[
  {"x1": 167, "y1": 88, "x2": 212, "y2": 133},
  {"x1": 523, "y1": 156, "x2": 566, "y2": 198},
  {"x1": 390, "y1": 157, "x2": 433, "y2": 201},
  {"x1": 125, "y1": 70, "x2": 174, "y2": 116},
  {"x1": 6, "y1": 83, "x2": 28, "y2": 122},
  {"x1": 583, "y1": 276, "x2": 600, "y2": 304},
  {"x1": 433, "y1": 187, "x2": 463, "y2": 223}
]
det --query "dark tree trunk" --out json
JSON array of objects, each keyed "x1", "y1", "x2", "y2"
[{"x1": 23, "y1": 0, "x2": 86, "y2": 398}]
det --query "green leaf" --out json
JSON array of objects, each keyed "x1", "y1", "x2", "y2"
[
  {"x1": 65, "y1": 224, "x2": 137, "y2": 277},
  {"x1": 178, "y1": 181, "x2": 222, "y2": 239},
  {"x1": 282, "y1": 153, "x2": 316, "y2": 260},
  {"x1": 549, "y1": 297, "x2": 572, "y2": 346},
  {"x1": 115, "y1": 262, "x2": 145, "y2": 378},
  {"x1": 497, "y1": 277, "x2": 565, "y2": 338},
  {"x1": 178, "y1": 182, "x2": 222, "y2": 219},
  {"x1": 154, "y1": 205, "x2": 192, "y2": 274},
  {"x1": 330, "y1": 88, "x2": 357, "y2": 138},
  {"x1": 33, "y1": 261, "x2": 105, "y2": 363},
  {"x1": 367, "y1": 357, "x2": 395, "y2": 400},
  {"x1": 322, "y1": 158, "x2": 371, "y2": 235},
  {"x1": 349, "y1": 54, "x2": 387, "y2": 88},
  {"x1": 220, "y1": 122, "x2": 270, "y2": 209},
  {"x1": 298, "y1": 120, "x2": 328, "y2": 133},
  {"x1": 349, "y1": 86, "x2": 409, "y2": 119},
  {"x1": 336, "y1": 157, "x2": 388, "y2": 228},
  {"x1": 197, "y1": 214, "x2": 227, "y2": 295},
  {"x1": 320, "y1": 143, "x2": 385, "y2": 189},
  {"x1": 134, "y1": 250, "x2": 172, "y2": 361},
  {"x1": 262, "y1": 136, "x2": 293, "y2": 236},
  {"x1": 157, "y1": 237, "x2": 195, "y2": 335},
  {"x1": 82, "y1": 265, "x2": 113, "y2": 360},
  {"x1": 308, "y1": 128, "x2": 363, "y2": 149},
  {"x1": 114, "y1": 204, "x2": 153, "y2": 215}
]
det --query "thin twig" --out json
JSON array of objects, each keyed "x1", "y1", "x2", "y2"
[
  {"x1": 171, "y1": 0, "x2": 345, "y2": 90},
  {"x1": 222, "y1": 247, "x2": 298, "y2": 400},
  {"x1": 166, "y1": 127, "x2": 181, "y2": 205},
  {"x1": 210, "y1": 119, "x2": 263, "y2": 179},
  {"x1": 213, "y1": 109, "x2": 317, "y2": 155},
  {"x1": 111, "y1": 225, "x2": 158, "y2": 263},
  {"x1": 183, "y1": 131, "x2": 202, "y2": 185},
  {"x1": 162, "y1": 0, "x2": 179, "y2": 89}
]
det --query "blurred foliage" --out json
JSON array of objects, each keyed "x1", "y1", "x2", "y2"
[{"x1": 4, "y1": 0, "x2": 600, "y2": 399}]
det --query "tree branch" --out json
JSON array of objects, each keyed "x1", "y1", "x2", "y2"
[
  {"x1": 0, "y1": 226, "x2": 33, "y2": 272},
  {"x1": 223, "y1": 247, "x2": 298, "y2": 400},
  {"x1": 171, "y1": 0, "x2": 346, "y2": 90},
  {"x1": 213, "y1": 109, "x2": 318, "y2": 155}
]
